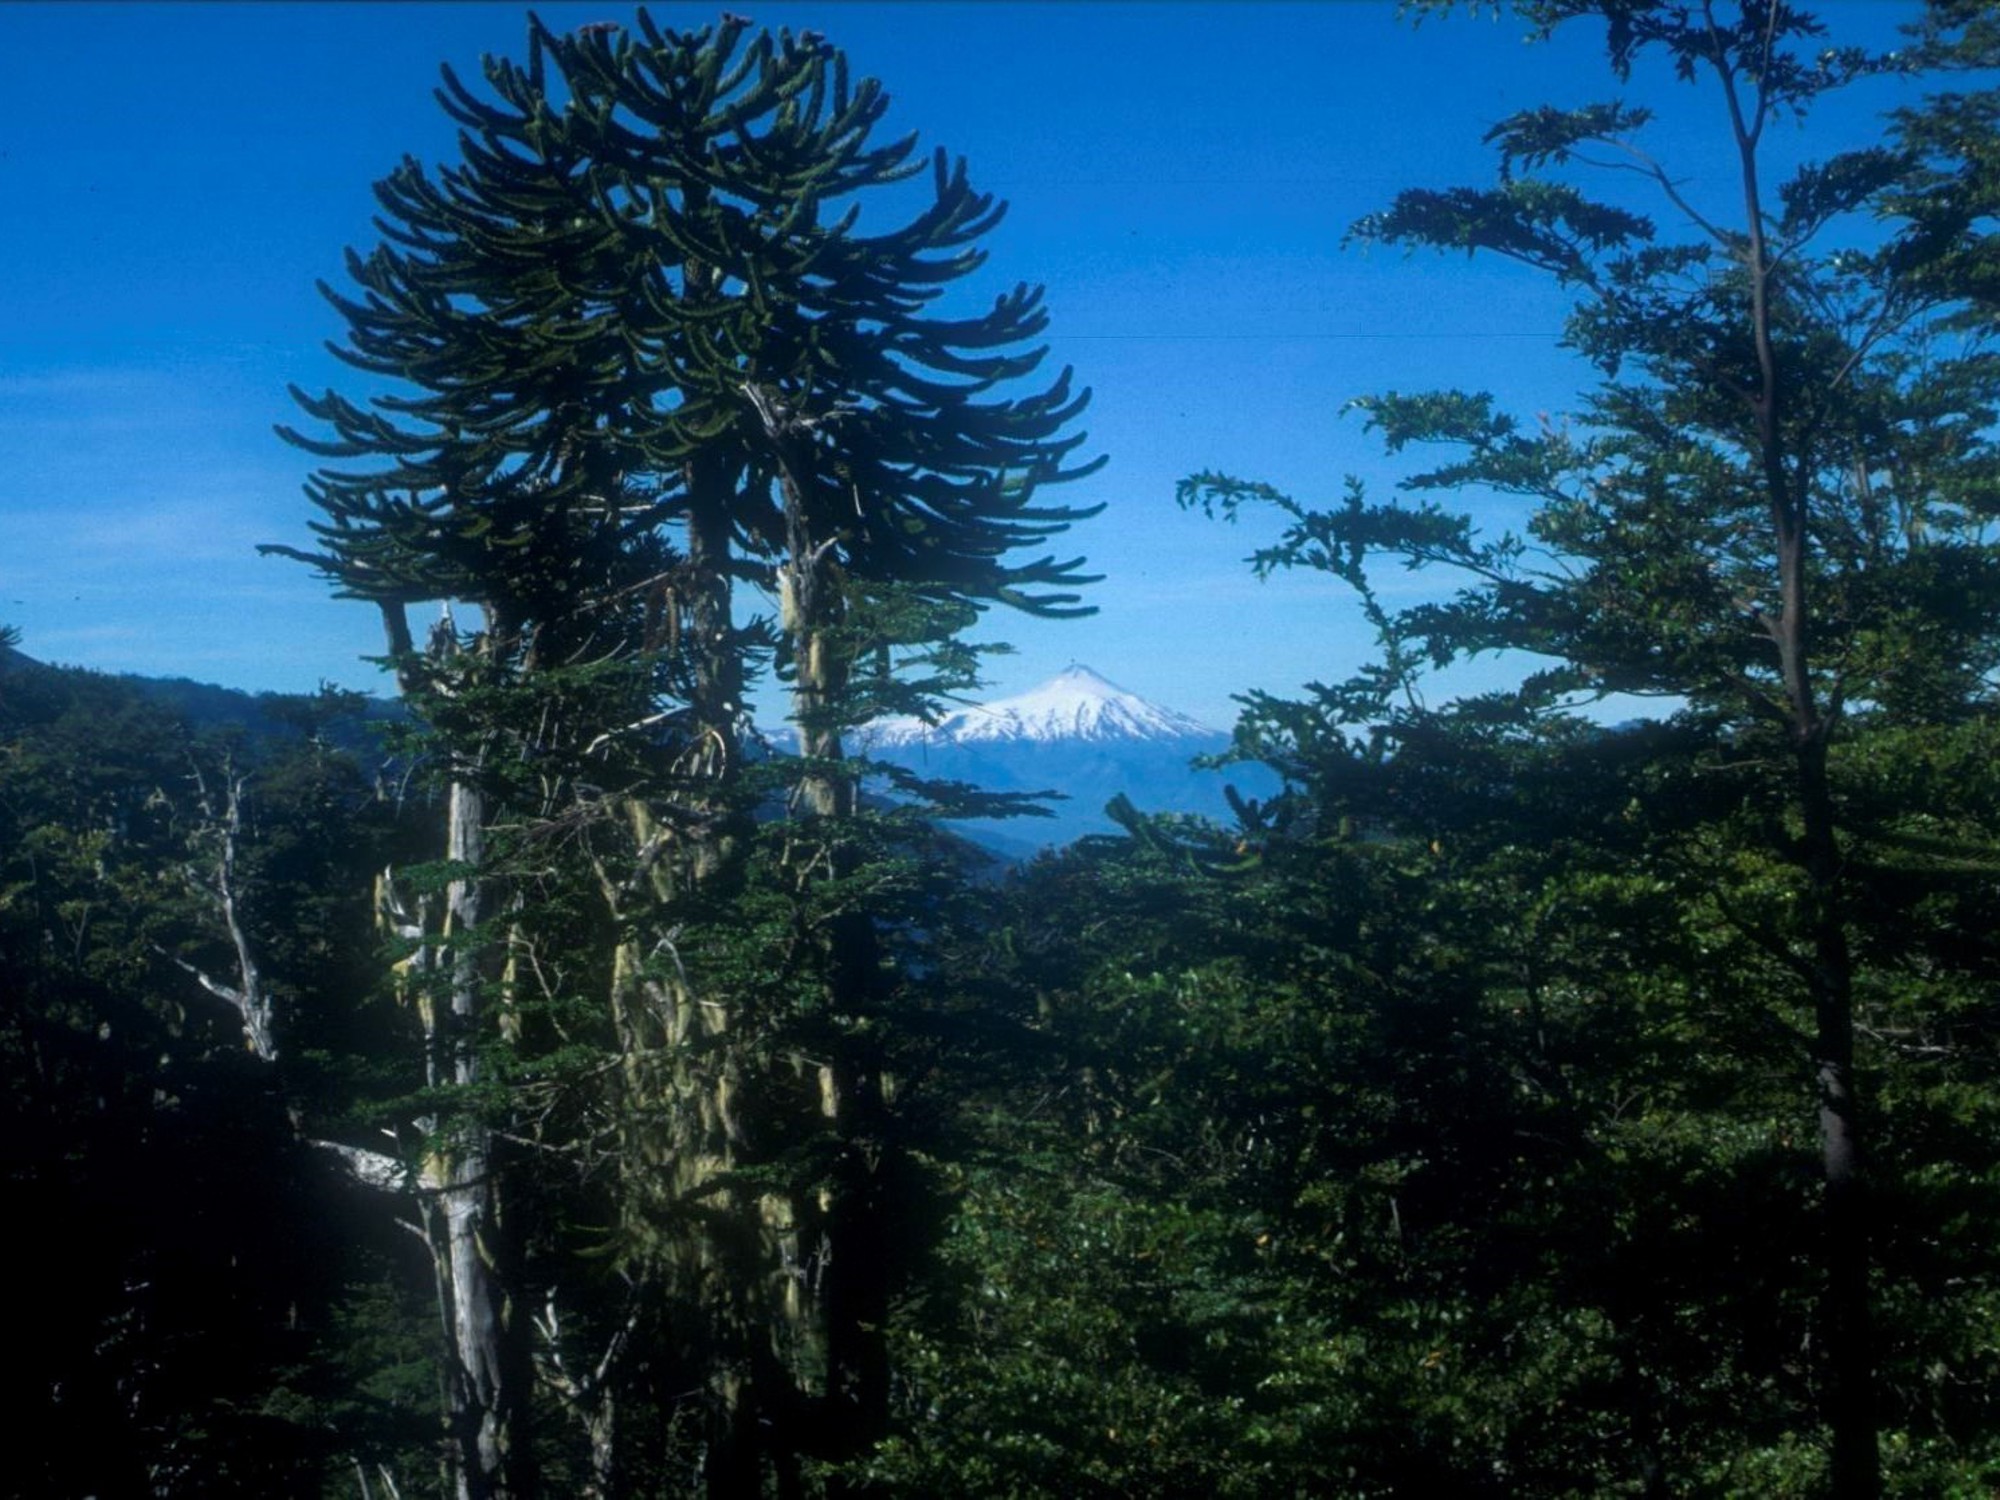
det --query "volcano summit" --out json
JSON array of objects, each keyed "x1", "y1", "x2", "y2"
[
  {"x1": 855, "y1": 665, "x2": 1273, "y2": 854},
  {"x1": 862, "y1": 664, "x2": 1215, "y2": 748}
]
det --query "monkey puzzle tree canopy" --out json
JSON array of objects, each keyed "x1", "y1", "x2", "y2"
[
  {"x1": 269, "y1": 9, "x2": 1102, "y2": 677},
  {"x1": 265, "y1": 13, "x2": 1104, "y2": 1495}
]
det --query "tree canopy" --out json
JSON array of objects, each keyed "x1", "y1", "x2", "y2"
[{"x1": 7, "y1": 3, "x2": 1999, "y2": 1496}]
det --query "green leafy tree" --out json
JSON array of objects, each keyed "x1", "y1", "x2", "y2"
[{"x1": 1183, "y1": 2, "x2": 2000, "y2": 1493}]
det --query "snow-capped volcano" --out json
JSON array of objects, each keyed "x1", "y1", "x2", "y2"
[
  {"x1": 807, "y1": 663, "x2": 1271, "y2": 856},
  {"x1": 862, "y1": 665, "x2": 1215, "y2": 748}
]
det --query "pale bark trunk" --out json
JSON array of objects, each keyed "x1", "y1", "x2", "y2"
[
  {"x1": 376, "y1": 603, "x2": 528, "y2": 1500},
  {"x1": 435, "y1": 775, "x2": 520, "y2": 1500},
  {"x1": 163, "y1": 763, "x2": 278, "y2": 1061},
  {"x1": 533, "y1": 1289, "x2": 636, "y2": 1499},
  {"x1": 763, "y1": 393, "x2": 894, "y2": 1473},
  {"x1": 169, "y1": 602, "x2": 531, "y2": 1495}
]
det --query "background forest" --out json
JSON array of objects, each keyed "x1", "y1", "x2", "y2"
[{"x1": 5, "y1": 2, "x2": 2000, "y2": 1497}]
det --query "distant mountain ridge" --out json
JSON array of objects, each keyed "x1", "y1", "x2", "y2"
[
  {"x1": 0, "y1": 638, "x2": 37, "y2": 676},
  {"x1": 1, "y1": 643, "x2": 1266, "y2": 858},
  {"x1": 0, "y1": 643, "x2": 404, "y2": 758}
]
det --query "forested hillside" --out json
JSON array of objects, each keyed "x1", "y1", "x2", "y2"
[{"x1": 5, "y1": 3, "x2": 2000, "y2": 1496}]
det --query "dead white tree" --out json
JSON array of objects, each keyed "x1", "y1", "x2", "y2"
[{"x1": 158, "y1": 756, "x2": 277, "y2": 1061}]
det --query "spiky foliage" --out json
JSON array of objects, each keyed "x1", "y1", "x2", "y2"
[
  {"x1": 269, "y1": 10, "x2": 1101, "y2": 659},
  {"x1": 269, "y1": 12, "x2": 1102, "y2": 1491}
]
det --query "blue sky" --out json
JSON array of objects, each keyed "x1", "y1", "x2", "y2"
[{"x1": 0, "y1": 2, "x2": 1923, "y2": 730}]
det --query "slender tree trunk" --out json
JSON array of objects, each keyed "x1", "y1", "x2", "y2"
[
  {"x1": 1711, "y1": 14, "x2": 1879, "y2": 1482},
  {"x1": 435, "y1": 774, "x2": 531, "y2": 1500},
  {"x1": 533, "y1": 1289, "x2": 638, "y2": 1500},
  {"x1": 1797, "y1": 736, "x2": 1876, "y2": 1499},
  {"x1": 377, "y1": 605, "x2": 531, "y2": 1500},
  {"x1": 771, "y1": 432, "x2": 894, "y2": 1480},
  {"x1": 161, "y1": 760, "x2": 279, "y2": 1062},
  {"x1": 818, "y1": 1043, "x2": 893, "y2": 1470}
]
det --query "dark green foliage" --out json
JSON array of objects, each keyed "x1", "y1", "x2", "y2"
[
  {"x1": 17, "y1": 4, "x2": 2000, "y2": 1495},
  {"x1": 869, "y1": 694, "x2": 1998, "y2": 1494},
  {"x1": 1160, "y1": 2, "x2": 2000, "y2": 1491},
  {"x1": 0, "y1": 660, "x2": 428, "y2": 1495},
  {"x1": 264, "y1": 10, "x2": 1106, "y2": 1493},
  {"x1": 267, "y1": 8, "x2": 1104, "y2": 658}
]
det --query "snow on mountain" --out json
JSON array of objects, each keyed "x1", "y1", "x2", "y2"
[
  {"x1": 860, "y1": 665, "x2": 1216, "y2": 749},
  {"x1": 767, "y1": 663, "x2": 1271, "y2": 855}
]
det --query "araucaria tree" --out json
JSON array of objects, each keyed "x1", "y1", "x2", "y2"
[
  {"x1": 1185, "y1": 1, "x2": 2000, "y2": 1494},
  {"x1": 271, "y1": 11, "x2": 1098, "y2": 1495}
]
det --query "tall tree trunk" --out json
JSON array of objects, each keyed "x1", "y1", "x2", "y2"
[
  {"x1": 586, "y1": 240, "x2": 797, "y2": 1493},
  {"x1": 434, "y1": 774, "x2": 527, "y2": 1500},
  {"x1": 379, "y1": 605, "x2": 531, "y2": 1500},
  {"x1": 594, "y1": 770, "x2": 780, "y2": 1495},
  {"x1": 1714, "y1": 19, "x2": 1879, "y2": 1483},
  {"x1": 1798, "y1": 736, "x2": 1875, "y2": 1499},
  {"x1": 770, "y1": 422, "x2": 894, "y2": 1477}
]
